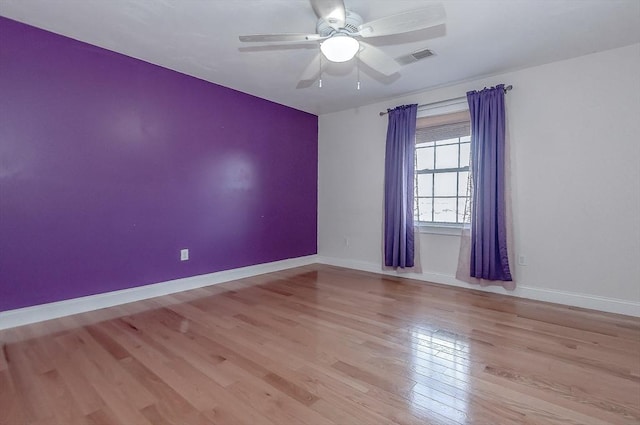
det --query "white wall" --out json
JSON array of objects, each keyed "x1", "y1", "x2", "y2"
[{"x1": 318, "y1": 44, "x2": 640, "y2": 316}]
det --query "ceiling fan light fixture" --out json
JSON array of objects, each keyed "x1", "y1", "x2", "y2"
[{"x1": 320, "y1": 34, "x2": 359, "y2": 63}]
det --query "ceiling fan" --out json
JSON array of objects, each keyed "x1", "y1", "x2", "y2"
[{"x1": 238, "y1": 0, "x2": 446, "y2": 87}]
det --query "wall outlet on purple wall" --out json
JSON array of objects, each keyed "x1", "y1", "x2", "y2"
[{"x1": 180, "y1": 249, "x2": 190, "y2": 261}]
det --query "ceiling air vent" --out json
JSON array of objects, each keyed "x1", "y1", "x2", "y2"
[{"x1": 395, "y1": 48, "x2": 435, "y2": 66}]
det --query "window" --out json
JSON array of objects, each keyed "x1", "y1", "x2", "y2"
[{"x1": 414, "y1": 110, "x2": 471, "y2": 225}]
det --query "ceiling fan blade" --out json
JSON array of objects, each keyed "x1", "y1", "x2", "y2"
[
  {"x1": 310, "y1": 0, "x2": 346, "y2": 29},
  {"x1": 358, "y1": 42, "x2": 401, "y2": 76},
  {"x1": 239, "y1": 33, "x2": 321, "y2": 43},
  {"x1": 296, "y1": 52, "x2": 328, "y2": 88},
  {"x1": 358, "y1": 4, "x2": 446, "y2": 38}
]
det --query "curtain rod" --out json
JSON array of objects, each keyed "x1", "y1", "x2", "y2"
[{"x1": 379, "y1": 84, "x2": 513, "y2": 116}]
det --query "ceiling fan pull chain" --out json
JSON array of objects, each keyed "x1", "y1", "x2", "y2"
[
  {"x1": 319, "y1": 48, "x2": 323, "y2": 88},
  {"x1": 356, "y1": 50, "x2": 361, "y2": 90}
]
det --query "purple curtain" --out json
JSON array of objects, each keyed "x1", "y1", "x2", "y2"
[
  {"x1": 467, "y1": 85, "x2": 513, "y2": 281},
  {"x1": 384, "y1": 104, "x2": 417, "y2": 268}
]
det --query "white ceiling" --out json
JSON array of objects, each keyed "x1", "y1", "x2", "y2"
[{"x1": 1, "y1": 0, "x2": 639, "y2": 115}]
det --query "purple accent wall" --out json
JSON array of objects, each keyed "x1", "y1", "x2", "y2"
[{"x1": 0, "y1": 17, "x2": 318, "y2": 312}]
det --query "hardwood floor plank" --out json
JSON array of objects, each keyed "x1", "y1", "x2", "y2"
[
  {"x1": 117, "y1": 356, "x2": 204, "y2": 424},
  {"x1": 84, "y1": 406, "x2": 125, "y2": 425},
  {"x1": 262, "y1": 372, "x2": 319, "y2": 406},
  {"x1": 54, "y1": 352, "x2": 107, "y2": 416},
  {"x1": 0, "y1": 386, "x2": 28, "y2": 425},
  {"x1": 95, "y1": 321, "x2": 217, "y2": 412},
  {"x1": 3, "y1": 342, "x2": 56, "y2": 423}
]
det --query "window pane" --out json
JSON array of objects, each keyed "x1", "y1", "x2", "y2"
[
  {"x1": 460, "y1": 143, "x2": 470, "y2": 168},
  {"x1": 434, "y1": 198, "x2": 457, "y2": 223},
  {"x1": 435, "y1": 144, "x2": 459, "y2": 169},
  {"x1": 416, "y1": 147, "x2": 434, "y2": 170},
  {"x1": 457, "y1": 197, "x2": 470, "y2": 223},
  {"x1": 458, "y1": 171, "x2": 469, "y2": 196},
  {"x1": 417, "y1": 174, "x2": 433, "y2": 196},
  {"x1": 416, "y1": 198, "x2": 433, "y2": 222},
  {"x1": 434, "y1": 172, "x2": 457, "y2": 196}
]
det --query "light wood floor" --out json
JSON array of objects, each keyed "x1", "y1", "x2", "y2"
[{"x1": 1, "y1": 264, "x2": 639, "y2": 425}]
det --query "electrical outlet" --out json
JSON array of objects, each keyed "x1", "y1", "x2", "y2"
[
  {"x1": 180, "y1": 249, "x2": 189, "y2": 261},
  {"x1": 517, "y1": 255, "x2": 527, "y2": 266}
]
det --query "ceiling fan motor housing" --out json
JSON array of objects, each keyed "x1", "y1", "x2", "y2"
[{"x1": 316, "y1": 10, "x2": 363, "y2": 36}]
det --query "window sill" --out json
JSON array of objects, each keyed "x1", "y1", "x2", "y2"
[{"x1": 416, "y1": 223, "x2": 464, "y2": 236}]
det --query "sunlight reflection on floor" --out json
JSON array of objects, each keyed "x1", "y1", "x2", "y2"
[{"x1": 410, "y1": 328, "x2": 470, "y2": 423}]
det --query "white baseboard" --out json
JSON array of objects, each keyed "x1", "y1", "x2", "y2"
[
  {"x1": 0, "y1": 255, "x2": 319, "y2": 330},
  {"x1": 2, "y1": 253, "x2": 636, "y2": 330},
  {"x1": 316, "y1": 256, "x2": 640, "y2": 317}
]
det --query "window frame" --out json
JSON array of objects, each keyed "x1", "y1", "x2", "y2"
[{"x1": 413, "y1": 101, "x2": 471, "y2": 233}]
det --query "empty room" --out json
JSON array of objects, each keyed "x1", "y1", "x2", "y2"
[{"x1": 1, "y1": 1, "x2": 639, "y2": 424}]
